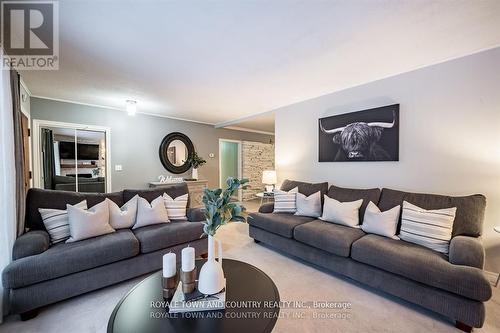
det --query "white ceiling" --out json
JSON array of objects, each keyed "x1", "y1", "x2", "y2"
[{"x1": 22, "y1": 0, "x2": 500, "y2": 132}]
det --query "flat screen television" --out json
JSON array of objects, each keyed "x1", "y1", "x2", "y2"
[{"x1": 59, "y1": 141, "x2": 100, "y2": 160}]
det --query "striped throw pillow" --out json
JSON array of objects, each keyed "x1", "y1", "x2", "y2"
[
  {"x1": 273, "y1": 187, "x2": 298, "y2": 213},
  {"x1": 399, "y1": 201, "x2": 456, "y2": 254},
  {"x1": 163, "y1": 193, "x2": 188, "y2": 220},
  {"x1": 39, "y1": 200, "x2": 88, "y2": 244}
]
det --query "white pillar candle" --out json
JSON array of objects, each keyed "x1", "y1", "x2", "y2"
[
  {"x1": 181, "y1": 246, "x2": 195, "y2": 272},
  {"x1": 163, "y1": 252, "x2": 176, "y2": 277}
]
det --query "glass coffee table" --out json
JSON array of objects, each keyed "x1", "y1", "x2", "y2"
[{"x1": 108, "y1": 259, "x2": 280, "y2": 333}]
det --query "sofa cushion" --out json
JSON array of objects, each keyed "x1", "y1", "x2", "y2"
[
  {"x1": 133, "y1": 221, "x2": 204, "y2": 254},
  {"x1": 26, "y1": 188, "x2": 123, "y2": 231},
  {"x1": 248, "y1": 212, "x2": 315, "y2": 238},
  {"x1": 294, "y1": 220, "x2": 365, "y2": 257},
  {"x1": 327, "y1": 185, "x2": 381, "y2": 223},
  {"x1": 280, "y1": 179, "x2": 328, "y2": 200},
  {"x1": 351, "y1": 234, "x2": 492, "y2": 301},
  {"x1": 378, "y1": 188, "x2": 485, "y2": 237},
  {"x1": 123, "y1": 183, "x2": 188, "y2": 204},
  {"x1": 2, "y1": 230, "x2": 139, "y2": 289}
]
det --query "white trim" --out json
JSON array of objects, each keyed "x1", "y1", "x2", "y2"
[
  {"x1": 20, "y1": 78, "x2": 32, "y2": 97},
  {"x1": 30, "y1": 95, "x2": 216, "y2": 126},
  {"x1": 218, "y1": 139, "x2": 242, "y2": 202},
  {"x1": 224, "y1": 126, "x2": 274, "y2": 136},
  {"x1": 32, "y1": 119, "x2": 112, "y2": 192}
]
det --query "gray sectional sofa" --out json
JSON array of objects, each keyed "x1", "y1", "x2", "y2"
[
  {"x1": 248, "y1": 179, "x2": 492, "y2": 332},
  {"x1": 2, "y1": 183, "x2": 207, "y2": 319}
]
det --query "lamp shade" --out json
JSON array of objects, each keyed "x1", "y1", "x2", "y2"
[{"x1": 262, "y1": 170, "x2": 277, "y2": 185}]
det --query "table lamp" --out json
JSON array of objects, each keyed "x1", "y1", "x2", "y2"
[{"x1": 262, "y1": 170, "x2": 277, "y2": 193}]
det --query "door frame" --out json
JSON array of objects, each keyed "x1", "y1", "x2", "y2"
[
  {"x1": 32, "y1": 119, "x2": 112, "y2": 192},
  {"x1": 218, "y1": 138, "x2": 242, "y2": 201}
]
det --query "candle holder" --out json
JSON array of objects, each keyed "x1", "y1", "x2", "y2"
[
  {"x1": 180, "y1": 267, "x2": 197, "y2": 294},
  {"x1": 162, "y1": 274, "x2": 178, "y2": 299}
]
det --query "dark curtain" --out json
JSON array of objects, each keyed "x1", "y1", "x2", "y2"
[
  {"x1": 10, "y1": 70, "x2": 25, "y2": 236},
  {"x1": 41, "y1": 128, "x2": 55, "y2": 191}
]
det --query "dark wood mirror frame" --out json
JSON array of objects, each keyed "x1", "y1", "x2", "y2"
[{"x1": 159, "y1": 132, "x2": 194, "y2": 174}]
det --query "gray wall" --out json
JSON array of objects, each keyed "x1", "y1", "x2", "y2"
[
  {"x1": 30, "y1": 97, "x2": 273, "y2": 191},
  {"x1": 274, "y1": 47, "x2": 500, "y2": 272}
]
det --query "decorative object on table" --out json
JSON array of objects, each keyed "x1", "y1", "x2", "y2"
[
  {"x1": 256, "y1": 191, "x2": 274, "y2": 205},
  {"x1": 180, "y1": 246, "x2": 196, "y2": 294},
  {"x1": 159, "y1": 175, "x2": 184, "y2": 183},
  {"x1": 319, "y1": 104, "x2": 399, "y2": 161},
  {"x1": 159, "y1": 132, "x2": 194, "y2": 174},
  {"x1": 198, "y1": 177, "x2": 248, "y2": 295},
  {"x1": 262, "y1": 170, "x2": 277, "y2": 192},
  {"x1": 162, "y1": 252, "x2": 178, "y2": 299},
  {"x1": 187, "y1": 151, "x2": 206, "y2": 180},
  {"x1": 169, "y1": 280, "x2": 226, "y2": 313}
]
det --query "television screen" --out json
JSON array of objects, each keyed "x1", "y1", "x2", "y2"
[{"x1": 59, "y1": 142, "x2": 99, "y2": 160}]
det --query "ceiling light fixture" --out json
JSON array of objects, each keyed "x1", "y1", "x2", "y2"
[{"x1": 126, "y1": 100, "x2": 137, "y2": 116}]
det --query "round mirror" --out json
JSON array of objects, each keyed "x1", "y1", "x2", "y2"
[{"x1": 159, "y1": 132, "x2": 194, "y2": 174}]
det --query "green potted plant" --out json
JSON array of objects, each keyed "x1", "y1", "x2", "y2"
[
  {"x1": 198, "y1": 177, "x2": 248, "y2": 295},
  {"x1": 187, "y1": 151, "x2": 206, "y2": 180}
]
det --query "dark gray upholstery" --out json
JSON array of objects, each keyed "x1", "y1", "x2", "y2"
[
  {"x1": 258, "y1": 202, "x2": 274, "y2": 213},
  {"x1": 249, "y1": 226, "x2": 486, "y2": 328},
  {"x1": 248, "y1": 212, "x2": 315, "y2": 238},
  {"x1": 123, "y1": 183, "x2": 188, "y2": 203},
  {"x1": 326, "y1": 185, "x2": 381, "y2": 223},
  {"x1": 449, "y1": 236, "x2": 485, "y2": 269},
  {"x1": 294, "y1": 220, "x2": 365, "y2": 257},
  {"x1": 351, "y1": 234, "x2": 491, "y2": 301},
  {"x1": 378, "y1": 188, "x2": 486, "y2": 237},
  {"x1": 133, "y1": 221, "x2": 205, "y2": 254},
  {"x1": 9, "y1": 238, "x2": 208, "y2": 314},
  {"x1": 281, "y1": 179, "x2": 328, "y2": 200},
  {"x1": 186, "y1": 207, "x2": 205, "y2": 222},
  {"x1": 3, "y1": 230, "x2": 139, "y2": 289},
  {"x1": 25, "y1": 188, "x2": 123, "y2": 231},
  {"x1": 12, "y1": 230, "x2": 50, "y2": 260}
]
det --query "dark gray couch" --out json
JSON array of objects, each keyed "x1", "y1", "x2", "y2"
[
  {"x1": 2, "y1": 184, "x2": 207, "y2": 319},
  {"x1": 248, "y1": 180, "x2": 492, "y2": 332}
]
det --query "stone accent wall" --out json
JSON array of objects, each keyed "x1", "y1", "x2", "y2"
[{"x1": 242, "y1": 141, "x2": 275, "y2": 201}]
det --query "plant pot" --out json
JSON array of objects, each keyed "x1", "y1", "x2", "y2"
[
  {"x1": 192, "y1": 168, "x2": 198, "y2": 180},
  {"x1": 198, "y1": 235, "x2": 225, "y2": 295}
]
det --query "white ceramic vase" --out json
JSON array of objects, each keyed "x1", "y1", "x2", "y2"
[
  {"x1": 198, "y1": 235, "x2": 225, "y2": 295},
  {"x1": 192, "y1": 168, "x2": 198, "y2": 180}
]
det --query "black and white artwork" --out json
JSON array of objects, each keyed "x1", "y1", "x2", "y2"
[{"x1": 319, "y1": 104, "x2": 399, "y2": 162}]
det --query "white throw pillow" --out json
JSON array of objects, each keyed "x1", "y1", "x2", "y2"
[
  {"x1": 66, "y1": 200, "x2": 114, "y2": 243},
  {"x1": 399, "y1": 201, "x2": 456, "y2": 254},
  {"x1": 361, "y1": 201, "x2": 401, "y2": 239},
  {"x1": 295, "y1": 191, "x2": 322, "y2": 218},
  {"x1": 40, "y1": 200, "x2": 88, "y2": 244},
  {"x1": 320, "y1": 196, "x2": 363, "y2": 228},
  {"x1": 133, "y1": 195, "x2": 170, "y2": 229},
  {"x1": 273, "y1": 187, "x2": 298, "y2": 213},
  {"x1": 107, "y1": 195, "x2": 138, "y2": 229},
  {"x1": 163, "y1": 193, "x2": 189, "y2": 220}
]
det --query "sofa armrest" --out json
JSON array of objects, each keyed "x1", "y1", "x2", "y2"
[
  {"x1": 12, "y1": 230, "x2": 50, "y2": 260},
  {"x1": 449, "y1": 235, "x2": 485, "y2": 269},
  {"x1": 258, "y1": 203, "x2": 274, "y2": 213},
  {"x1": 187, "y1": 207, "x2": 206, "y2": 222}
]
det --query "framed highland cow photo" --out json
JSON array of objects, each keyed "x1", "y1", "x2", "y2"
[{"x1": 319, "y1": 104, "x2": 399, "y2": 162}]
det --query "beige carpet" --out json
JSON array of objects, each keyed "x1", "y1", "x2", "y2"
[{"x1": 1, "y1": 222, "x2": 499, "y2": 333}]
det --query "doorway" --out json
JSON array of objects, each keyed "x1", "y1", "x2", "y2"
[
  {"x1": 33, "y1": 120, "x2": 111, "y2": 193},
  {"x1": 219, "y1": 139, "x2": 242, "y2": 201}
]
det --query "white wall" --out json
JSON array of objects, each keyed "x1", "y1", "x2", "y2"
[{"x1": 275, "y1": 47, "x2": 500, "y2": 271}]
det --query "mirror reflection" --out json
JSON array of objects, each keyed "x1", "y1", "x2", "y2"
[{"x1": 167, "y1": 139, "x2": 188, "y2": 167}]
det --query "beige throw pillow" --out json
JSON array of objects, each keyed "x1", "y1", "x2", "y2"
[
  {"x1": 320, "y1": 196, "x2": 363, "y2": 228},
  {"x1": 40, "y1": 200, "x2": 88, "y2": 244},
  {"x1": 163, "y1": 193, "x2": 188, "y2": 220},
  {"x1": 107, "y1": 195, "x2": 138, "y2": 229},
  {"x1": 66, "y1": 200, "x2": 114, "y2": 243},
  {"x1": 295, "y1": 191, "x2": 322, "y2": 218},
  {"x1": 133, "y1": 195, "x2": 170, "y2": 229},
  {"x1": 361, "y1": 201, "x2": 401, "y2": 239}
]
